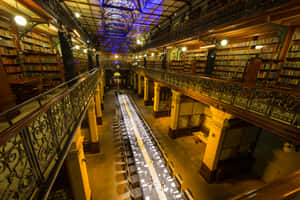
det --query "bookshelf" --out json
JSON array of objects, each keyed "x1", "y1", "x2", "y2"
[
  {"x1": 214, "y1": 36, "x2": 280, "y2": 81},
  {"x1": 184, "y1": 49, "x2": 208, "y2": 73},
  {"x1": 279, "y1": 31, "x2": 300, "y2": 87},
  {"x1": 20, "y1": 31, "x2": 63, "y2": 90},
  {"x1": 170, "y1": 60, "x2": 184, "y2": 71},
  {"x1": 73, "y1": 50, "x2": 88, "y2": 74},
  {"x1": 0, "y1": 27, "x2": 23, "y2": 81}
]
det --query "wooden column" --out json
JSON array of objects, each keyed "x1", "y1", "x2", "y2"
[
  {"x1": 244, "y1": 57, "x2": 263, "y2": 87},
  {"x1": 58, "y1": 31, "x2": 76, "y2": 82},
  {"x1": 144, "y1": 77, "x2": 151, "y2": 105},
  {"x1": 65, "y1": 128, "x2": 91, "y2": 200}
]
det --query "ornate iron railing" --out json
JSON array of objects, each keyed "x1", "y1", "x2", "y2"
[
  {"x1": 134, "y1": 66, "x2": 300, "y2": 142},
  {"x1": 0, "y1": 68, "x2": 100, "y2": 200}
]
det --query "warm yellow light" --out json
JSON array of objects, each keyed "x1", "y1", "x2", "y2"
[
  {"x1": 151, "y1": 53, "x2": 154, "y2": 56},
  {"x1": 115, "y1": 55, "x2": 118, "y2": 58},
  {"x1": 221, "y1": 39, "x2": 228, "y2": 46},
  {"x1": 136, "y1": 56, "x2": 138, "y2": 59},
  {"x1": 83, "y1": 49, "x2": 87, "y2": 53},
  {"x1": 75, "y1": 12, "x2": 80, "y2": 18},
  {"x1": 182, "y1": 47, "x2": 187, "y2": 51},
  {"x1": 73, "y1": 29, "x2": 80, "y2": 37},
  {"x1": 200, "y1": 44, "x2": 216, "y2": 49},
  {"x1": 14, "y1": 16, "x2": 27, "y2": 26},
  {"x1": 75, "y1": 45, "x2": 80, "y2": 50},
  {"x1": 144, "y1": 54, "x2": 147, "y2": 57},
  {"x1": 49, "y1": 24, "x2": 57, "y2": 31},
  {"x1": 137, "y1": 39, "x2": 141, "y2": 44},
  {"x1": 139, "y1": 55, "x2": 142, "y2": 58},
  {"x1": 255, "y1": 45, "x2": 264, "y2": 50}
]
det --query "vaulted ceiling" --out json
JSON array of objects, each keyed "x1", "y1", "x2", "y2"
[{"x1": 61, "y1": 0, "x2": 186, "y2": 53}]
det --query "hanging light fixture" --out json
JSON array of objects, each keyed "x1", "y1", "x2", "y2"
[
  {"x1": 14, "y1": 16, "x2": 27, "y2": 26},
  {"x1": 75, "y1": 45, "x2": 80, "y2": 50},
  {"x1": 75, "y1": 12, "x2": 80, "y2": 18},
  {"x1": 255, "y1": 45, "x2": 264, "y2": 50},
  {"x1": 221, "y1": 39, "x2": 228, "y2": 46},
  {"x1": 83, "y1": 49, "x2": 87, "y2": 53},
  {"x1": 115, "y1": 55, "x2": 118, "y2": 58}
]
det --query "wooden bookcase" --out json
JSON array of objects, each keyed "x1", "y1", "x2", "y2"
[
  {"x1": 20, "y1": 31, "x2": 63, "y2": 90},
  {"x1": 0, "y1": 27, "x2": 23, "y2": 81},
  {"x1": 184, "y1": 49, "x2": 208, "y2": 73},
  {"x1": 214, "y1": 36, "x2": 280, "y2": 81},
  {"x1": 279, "y1": 31, "x2": 300, "y2": 87}
]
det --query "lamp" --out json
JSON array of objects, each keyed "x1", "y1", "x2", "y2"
[
  {"x1": 14, "y1": 16, "x2": 27, "y2": 26},
  {"x1": 75, "y1": 12, "x2": 80, "y2": 18},
  {"x1": 221, "y1": 39, "x2": 228, "y2": 46},
  {"x1": 182, "y1": 47, "x2": 187, "y2": 51}
]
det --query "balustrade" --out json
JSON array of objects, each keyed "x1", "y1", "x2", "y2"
[{"x1": 0, "y1": 69, "x2": 100, "y2": 200}]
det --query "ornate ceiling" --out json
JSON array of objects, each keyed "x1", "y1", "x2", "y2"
[{"x1": 61, "y1": 0, "x2": 186, "y2": 53}]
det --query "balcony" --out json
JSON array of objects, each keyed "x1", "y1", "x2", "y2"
[
  {"x1": 0, "y1": 69, "x2": 100, "y2": 200},
  {"x1": 133, "y1": 66, "x2": 300, "y2": 143}
]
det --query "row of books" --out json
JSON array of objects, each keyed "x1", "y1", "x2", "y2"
[
  {"x1": 214, "y1": 66, "x2": 244, "y2": 72},
  {"x1": 260, "y1": 63, "x2": 281, "y2": 70},
  {"x1": 218, "y1": 37, "x2": 279, "y2": 49},
  {"x1": 22, "y1": 36, "x2": 51, "y2": 48},
  {"x1": 215, "y1": 60, "x2": 247, "y2": 66},
  {"x1": 2, "y1": 58, "x2": 19, "y2": 64},
  {"x1": 293, "y1": 32, "x2": 300, "y2": 41},
  {"x1": 0, "y1": 47, "x2": 17, "y2": 55},
  {"x1": 217, "y1": 48, "x2": 276, "y2": 56},
  {"x1": 281, "y1": 70, "x2": 300, "y2": 76},
  {"x1": 24, "y1": 56, "x2": 57, "y2": 63},
  {"x1": 286, "y1": 51, "x2": 300, "y2": 58},
  {"x1": 289, "y1": 45, "x2": 300, "y2": 52},
  {"x1": 24, "y1": 73, "x2": 61, "y2": 78},
  {"x1": 215, "y1": 55, "x2": 249, "y2": 60},
  {"x1": 26, "y1": 32, "x2": 49, "y2": 43},
  {"x1": 257, "y1": 71, "x2": 278, "y2": 79},
  {"x1": 24, "y1": 65, "x2": 60, "y2": 71},
  {"x1": 0, "y1": 29, "x2": 14, "y2": 39},
  {"x1": 23, "y1": 43, "x2": 53, "y2": 53},
  {"x1": 213, "y1": 71, "x2": 243, "y2": 78},
  {"x1": 5, "y1": 66, "x2": 22, "y2": 73},
  {"x1": 0, "y1": 39, "x2": 16, "y2": 48},
  {"x1": 279, "y1": 78, "x2": 299, "y2": 85},
  {"x1": 283, "y1": 62, "x2": 300, "y2": 68}
]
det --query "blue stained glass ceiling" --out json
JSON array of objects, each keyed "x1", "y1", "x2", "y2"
[{"x1": 62, "y1": 0, "x2": 185, "y2": 52}]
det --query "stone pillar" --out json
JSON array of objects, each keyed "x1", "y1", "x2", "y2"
[
  {"x1": 199, "y1": 106, "x2": 232, "y2": 183},
  {"x1": 87, "y1": 98, "x2": 100, "y2": 153},
  {"x1": 168, "y1": 90, "x2": 181, "y2": 138},
  {"x1": 144, "y1": 77, "x2": 151, "y2": 105},
  {"x1": 66, "y1": 128, "x2": 91, "y2": 200},
  {"x1": 94, "y1": 83, "x2": 102, "y2": 125},
  {"x1": 138, "y1": 74, "x2": 142, "y2": 97},
  {"x1": 153, "y1": 82, "x2": 160, "y2": 113}
]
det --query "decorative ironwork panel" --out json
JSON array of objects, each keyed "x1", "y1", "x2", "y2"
[
  {"x1": 0, "y1": 69, "x2": 100, "y2": 199},
  {"x1": 0, "y1": 133, "x2": 38, "y2": 200}
]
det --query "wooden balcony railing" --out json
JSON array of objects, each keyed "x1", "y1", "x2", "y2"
[
  {"x1": 134, "y1": 66, "x2": 300, "y2": 143},
  {"x1": 0, "y1": 68, "x2": 100, "y2": 200}
]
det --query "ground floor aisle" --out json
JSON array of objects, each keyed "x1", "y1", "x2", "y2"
[{"x1": 85, "y1": 90, "x2": 264, "y2": 200}]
